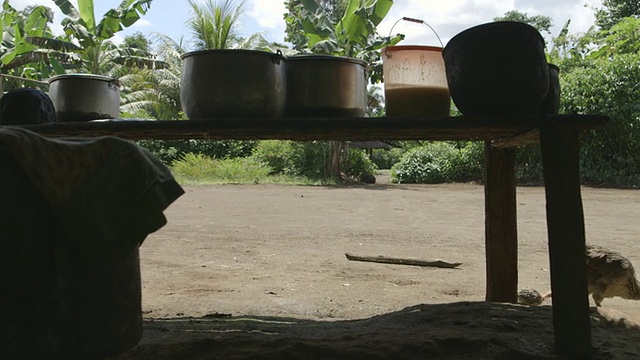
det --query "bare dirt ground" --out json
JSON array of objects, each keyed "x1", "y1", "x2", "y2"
[{"x1": 117, "y1": 179, "x2": 640, "y2": 359}]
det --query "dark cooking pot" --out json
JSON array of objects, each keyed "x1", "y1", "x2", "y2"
[
  {"x1": 180, "y1": 49, "x2": 286, "y2": 119},
  {"x1": 443, "y1": 21, "x2": 549, "y2": 116},
  {"x1": 285, "y1": 55, "x2": 367, "y2": 117},
  {"x1": 538, "y1": 63, "x2": 560, "y2": 114}
]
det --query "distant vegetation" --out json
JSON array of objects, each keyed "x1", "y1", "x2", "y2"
[{"x1": 1, "y1": 0, "x2": 639, "y2": 187}]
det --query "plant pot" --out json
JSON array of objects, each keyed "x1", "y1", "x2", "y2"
[
  {"x1": 180, "y1": 49, "x2": 286, "y2": 119},
  {"x1": 442, "y1": 21, "x2": 549, "y2": 116},
  {"x1": 48, "y1": 74, "x2": 120, "y2": 122},
  {"x1": 285, "y1": 55, "x2": 367, "y2": 117}
]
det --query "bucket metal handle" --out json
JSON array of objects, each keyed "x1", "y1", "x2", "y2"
[{"x1": 386, "y1": 17, "x2": 444, "y2": 56}]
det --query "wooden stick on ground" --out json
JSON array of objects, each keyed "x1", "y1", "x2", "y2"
[{"x1": 345, "y1": 253, "x2": 462, "y2": 269}]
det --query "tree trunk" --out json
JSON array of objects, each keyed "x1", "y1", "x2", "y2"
[{"x1": 326, "y1": 141, "x2": 345, "y2": 179}]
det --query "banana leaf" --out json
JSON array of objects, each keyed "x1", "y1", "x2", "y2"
[{"x1": 26, "y1": 36, "x2": 82, "y2": 52}]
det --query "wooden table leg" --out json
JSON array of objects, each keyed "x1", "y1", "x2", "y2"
[
  {"x1": 539, "y1": 119, "x2": 592, "y2": 359},
  {"x1": 484, "y1": 141, "x2": 518, "y2": 303}
]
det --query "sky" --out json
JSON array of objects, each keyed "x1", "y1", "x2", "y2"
[{"x1": 11, "y1": 0, "x2": 604, "y2": 49}]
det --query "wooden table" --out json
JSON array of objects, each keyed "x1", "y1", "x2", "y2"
[{"x1": 21, "y1": 114, "x2": 608, "y2": 358}]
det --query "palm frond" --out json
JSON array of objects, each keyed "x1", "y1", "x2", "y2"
[
  {"x1": 111, "y1": 54, "x2": 168, "y2": 69},
  {"x1": 2, "y1": 49, "x2": 81, "y2": 70},
  {"x1": 186, "y1": 0, "x2": 247, "y2": 50},
  {"x1": 119, "y1": 65, "x2": 183, "y2": 120},
  {"x1": 25, "y1": 36, "x2": 82, "y2": 51}
]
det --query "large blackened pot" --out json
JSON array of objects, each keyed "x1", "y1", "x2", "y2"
[
  {"x1": 180, "y1": 49, "x2": 286, "y2": 119},
  {"x1": 284, "y1": 55, "x2": 367, "y2": 117},
  {"x1": 443, "y1": 21, "x2": 549, "y2": 116},
  {"x1": 538, "y1": 63, "x2": 560, "y2": 114}
]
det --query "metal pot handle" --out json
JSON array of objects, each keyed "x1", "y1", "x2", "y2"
[
  {"x1": 271, "y1": 50, "x2": 284, "y2": 65},
  {"x1": 108, "y1": 78, "x2": 121, "y2": 90}
]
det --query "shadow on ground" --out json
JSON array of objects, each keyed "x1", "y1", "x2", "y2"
[{"x1": 115, "y1": 301, "x2": 640, "y2": 360}]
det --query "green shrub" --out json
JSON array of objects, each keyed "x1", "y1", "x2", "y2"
[
  {"x1": 561, "y1": 54, "x2": 640, "y2": 187},
  {"x1": 390, "y1": 142, "x2": 483, "y2": 184},
  {"x1": 447, "y1": 141, "x2": 484, "y2": 182},
  {"x1": 139, "y1": 139, "x2": 257, "y2": 165},
  {"x1": 370, "y1": 147, "x2": 404, "y2": 169},
  {"x1": 171, "y1": 153, "x2": 271, "y2": 184},
  {"x1": 345, "y1": 148, "x2": 378, "y2": 180},
  {"x1": 251, "y1": 140, "x2": 304, "y2": 175},
  {"x1": 515, "y1": 145, "x2": 544, "y2": 185},
  {"x1": 252, "y1": 140, "x2": 376, "y2": 181},
  {"x1": 294, "y1": 141, "x2": 329, "y2": 179},
  {"x1": 253, "y1": 140, "x2": 327, "y2": 179}
]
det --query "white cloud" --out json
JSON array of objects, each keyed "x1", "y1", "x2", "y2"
[
  {"x1": 111, "y1": 33, "x2": 124, "y2": 45},
  {"x1": 245, "y1": 0, "x2": 287, "y2": 42},
  {"x1": 7, "y1": 0, "x2": 605, "y2": 48},
  {"x1": 248, "y1": 0, "x2": 286, "y2": 29},
  {"x1": 376, "y1": 0, "x2": 602, "y2": 46},
  {"x1": 132, "y1": 19, "x2": 152, "y2": 28},
  {"x1": 10, "y1": 0, "x2": 56, "y2": 8}
]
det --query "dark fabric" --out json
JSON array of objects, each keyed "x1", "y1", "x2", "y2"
[
  {"x1": 0, "y1": 127, "x2": 184, "y2": 250},
  {"x1": 0, "y1": 88, "x2": 56, "y2": 125}
]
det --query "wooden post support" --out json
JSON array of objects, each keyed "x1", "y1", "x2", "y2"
[
  {"x1": 539, "y1": 119, "x2": 592, "y2": 359},
  {"x1": 484, "y1": 141, "x2": 518, "y2": 303}
]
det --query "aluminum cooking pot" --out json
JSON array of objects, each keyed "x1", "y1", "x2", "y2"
[
  {"x1": 284, "y1": 55, "x2": 367, "y2": 117},
  {"x1": 48, "y1": 74, "x2": 120, "y2": 122},
  {"x1": 180, "y1": 49, "x2": 286, "y2": 119}
]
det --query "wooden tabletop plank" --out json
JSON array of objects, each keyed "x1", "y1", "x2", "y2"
[{"x1": 11, "y1": 114, "x2": 608, "y2": 143}]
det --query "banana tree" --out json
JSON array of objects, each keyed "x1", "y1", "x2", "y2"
[
  {"x1": 285, "y1": 0, "x2": 403, "y2": 82},
  {"x1": 53, "y1": 0, "x2": 164, "y2": 74},
  {"x1": 1, "y1": 1, "x2": 81, "y2": 89},
  {"x1": 284, "y1": 0, "x2": 402, "y2": 179},
  {"x1": 2, "y1": 0, "x2": 163, "y2": 89}
]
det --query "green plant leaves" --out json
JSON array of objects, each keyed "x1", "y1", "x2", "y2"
[
  {"x1": 26, "y1": 36, "x2": 81, "y2": 52},
  {"x1": 53, "y1": 0, "x2": 81, "y2": 22},
  {"x1": 391, "y1": 142, "x2": 483, "y2": 184},
  {"x1": 78, "y1": 0, "x2": 96, "y2": 30},
  {"x1": 186, "y1": 0, "x2": 246, "y2": 50},
  {"x1": 290, "y1": 0, "x2": 398, "y2": 57}
]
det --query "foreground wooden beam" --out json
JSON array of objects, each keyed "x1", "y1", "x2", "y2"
[
  {"x1": 484, "y1": 142, "x2": 518, "y2": 303},
  {"x1": 539, "y1": 119, "x2": 593, "y2": 358},
  {"x1": 15, "y1": 115, "x2": 608, "y2": 142}
]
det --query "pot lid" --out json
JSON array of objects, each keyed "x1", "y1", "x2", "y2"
[
  {"x1": 181, "y1": 49, "x2": 283, "y2": 59},
  {"x1": 446, "y1": 21, "x2": 545, "y2": 48},
  {"x1": 48, "y1": 73, "x2": 117, "y2": 83},
  {"x1": 382, "y1": 45, "x2": 443, "y2": 53},
  {"x1": 286, "y1": 55, "x2": 367, "y2": 66}
]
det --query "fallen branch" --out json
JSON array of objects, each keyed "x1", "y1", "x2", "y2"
[{"x1": 345, "y1": 253, "x2": 462, "y2": 269}]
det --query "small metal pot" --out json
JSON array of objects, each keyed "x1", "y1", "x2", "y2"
[
  {"x1": 285, "y1": 55, "x2": 367, "y2": 117},
  {"x1": 48, "y1": 74, "x2": 120, "y2": 122},
  {"x1": 180, "y1": 49, "x2": 286, "y2": 119}
]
